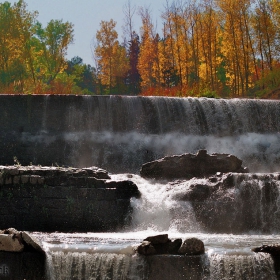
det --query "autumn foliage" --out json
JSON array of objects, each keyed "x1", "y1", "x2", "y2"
[
  {"x1": 2, "y1": 0, "x2": 280, "y2": 97},
  {"x1": 94, "y1": 0, "x2": 280, "y2": 98}
]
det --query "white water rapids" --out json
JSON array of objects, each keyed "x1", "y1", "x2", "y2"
[
  {"x1": 11, "y1": 96, "x2": 280, "y2": 279},
  {"x1": 31, "y1": 174, "x2": 280, "y2": 280}
]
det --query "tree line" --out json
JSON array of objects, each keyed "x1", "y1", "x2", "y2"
[
  {"x1": 0, "y1": 0, "x2": 96, "y2": 94},
  {"x1": 94, "y1": 0, "x2": 280, "y2": 98},
  {"x1": 1, "y1": 0, "x2": 280, "y2": 98}
]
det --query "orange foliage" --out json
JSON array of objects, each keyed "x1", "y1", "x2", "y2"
[{"x1": 140, "y1": 86, "x2": 195, "y2": 97}]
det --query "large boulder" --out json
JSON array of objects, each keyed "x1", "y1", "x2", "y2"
[
  {"x1": 144, "y1": 234, "x2": 170, "y2": 244},
  {"x1": 137, "y1": 235, "x2": 205, "y2": 256},
  {"x1": 137, "y1": 234, "x2": 183, "y2": 255},
  {"x1": 0, "y1": 228, "x2": 43, "y2": 253},
  {"x1": 178, "y1": 238, "x2": 205, "y2": 255},
  {"x1": 140, "y1": 150, "x2": 248, "y2": 180},
  {"x1": 137, "y1": 241, "x2": 157, "y2": 255},
  {"x1": 0, "y1": 234, "x2": 24, "y2": 252}
]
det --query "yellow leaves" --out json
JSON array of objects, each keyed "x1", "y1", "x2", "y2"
[
  {"x1": 96, "y1": 19, "x2": 118, "y2": 49},
  {"x1": 138, "y1": 36, "x2": 157, "y2": 89},
  {"x1": 95, "y1": 19, "x2": 129, "y2": 91},
  {"x1": 0, "y1": 1, "x2": 75, "y2": 94}
]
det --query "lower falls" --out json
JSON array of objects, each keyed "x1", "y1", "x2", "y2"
[{"x1": 1, "y1": 95, "x2": 280, "y2": 279}]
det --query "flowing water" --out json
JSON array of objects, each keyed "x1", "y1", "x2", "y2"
[
  {"x1": 15, "y1": 96, "x2": 280, "y2": 172},
  {"x1": 23, "y1": 97, "x2": 280, "y2": 279},
  {"x1": 39, "y1": 232, "x2": 277, "y2": 280},
  {"x1": 36, "y1": 174, "x2": 280, "y2": 279}
]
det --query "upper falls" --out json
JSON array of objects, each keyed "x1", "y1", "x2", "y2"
[{"x1": 0, "y1": 95, "x2": 279, "y2": 172}]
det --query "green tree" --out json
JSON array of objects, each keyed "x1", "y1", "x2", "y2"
[
  {"x1": 35, "y1": 19, "x2": 74, "y2": 84},
  {"x1": 66, "y1": 56, "x2": 97, "y2": 94}
]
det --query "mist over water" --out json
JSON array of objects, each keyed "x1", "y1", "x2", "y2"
[
  {"x1": 13, "y1": 97, "x2": 280, "y2": 172},
  {"x1": 21, "y1": 130, "x2": 280, "y2": 172},
  {"x1": 63, "y1": 131, "x2": 280, "y2": 172}
]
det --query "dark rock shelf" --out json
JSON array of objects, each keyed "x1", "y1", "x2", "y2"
[{"x1": 0, "y1": 165, "x2": 140, "y2": 232}]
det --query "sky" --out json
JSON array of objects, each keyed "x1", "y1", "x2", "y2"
[{"x1": 24, "y1": 0, "x2": 163, "y2": 66}]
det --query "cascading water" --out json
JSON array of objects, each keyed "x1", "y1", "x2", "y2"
[
  {"x1": 64, "y1": 97, "x2": 280, "y2": 173},
  {"x1": 3, "y1": 96, "x2": 280, "y2": 279},
  {"x1": 42, "y1": 173, "x2": 280, "y2": 279},
  {"x1": 5, "y1": 96, "x2": 280, "y2": 172}
]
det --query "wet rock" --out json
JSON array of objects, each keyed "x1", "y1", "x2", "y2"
[
  {"x1": 21, "y1": 232, "x2": 44, "y2": 253},
  {"x1": 0, "y1": 228, "x2": 24, "y2": 252},
  {"x1": 178, "y1": 238, "x2": 205, "y2": 255},
  {"x1": 81, "y1": 167, "x2": 110, "y2": 179},
  {"x1": 187, "y1": 184, "x2": 211, "y2": 201},
  {"x1": 0, "y1": 228, "x2": 20, "y2": 235},
  {"x1": 0, "y1": 235, "x2": 24, "y2": 252},
  {"x1": 140, "y1": 150, "x2": 248, "y2": 180},
  {"x1": 137, "y1": 234, "x2": 183, "y2": 255},
  {"x1": 168, "y1": 239, "x2": 183, "y2": 254},
  {"x1": 0, "y1": 229, "x2": 44, "y2": 253},
  {"x1": 144, "y1": 234, "x2": 170, "y2": 244},
  {"x1": 0, "y1": 165, "x2": 111, "y2": 185},
  {"x1": 137, "y1": 241, "x2": 156, "y2": 255},
  {"x1": 107, "y1": 180, "x2": 141, "y2": 199},
  {"x1": 0, "y1": 166, "x2": 139, "y2": 232},
  {"x1": 253, "y1": 244, "x2": 280, "y2": 256},
  {"x1": 169, "y1": 173, "x2": 280, "y2": 234}
]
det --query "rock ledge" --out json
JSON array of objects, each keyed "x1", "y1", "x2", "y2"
[{"x1": 140, "y1": 150, "x2": 248, "y2": 180}]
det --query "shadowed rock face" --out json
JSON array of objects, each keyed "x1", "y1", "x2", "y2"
[
  {"x1": 138, "y1": 234, "x2": 183, "y2": 256},
  {"x1": 140, "y1": 150, "x2": 248, "y2": 180},
  {"x1": 253, "y1": 245, "x2": 280, "y2": 256},
  {"x1": 168, "y1": 172, "x2": 280, "y2": 233},
  {"x1": 0, "y1": 166, "x2": 140, "y2": 232},
  {"x1": 253, "y1": 244, "x2": 280, "y2": 279}
]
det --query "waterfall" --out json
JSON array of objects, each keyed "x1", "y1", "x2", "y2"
[
  {"x1": 60, "y1": 97, "x2": 280, "y2": 172},
  {"x1": 2, "y1": 95, "x2": 280, "y2": 279},
  {"x1": 111, "y1": 173, "x2": 280, "y2": 234},
  {"x1": 208, "y1": 252, "x2": 276, "y2": 280},
  {"x1": 2, "y1": 96, "x2": 280, "y2": 172},
  {"x1": 46, "y1": 252, "x2": 147, "y2": 280},
  {"x1": 43, "y1": 234, "x2": 278, "y2": 280},
  {"x1": 42, "y1": 173, "x2": 280, "y2": 279}
]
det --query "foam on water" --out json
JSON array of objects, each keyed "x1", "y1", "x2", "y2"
[
  {"x1": 40, "y1": 232, "x2": 279, "y2": 280},
  {"x1": 39, "y1": 172, "x2": 280, "y2": 279}
]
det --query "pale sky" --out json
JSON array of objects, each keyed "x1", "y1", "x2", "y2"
[{"x1": 24, "y1": 0, "x2": 163, "y2": 66}]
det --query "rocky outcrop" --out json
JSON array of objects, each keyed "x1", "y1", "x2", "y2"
[
  {"x1": 253, "y1": 245, "x2": 280, "y2": 256},
  {"x1": 140, "y1": 150, "x2": 248, "y2": 180},
  {"x1": 137, "y1": 234, "x2": 182, "y2": 255},
  {"x1": 178, "y1": 238, "x2": 205, "y2": 255},
  {"x1": 0, "y1": 228, "x2": 43, "y2": 253},
  {"x1": 137, "y1": 234, "x2": 204, "y2": 256},
  {"x1": 253, "y1": 244, "x2": 280, "y2": 279},
  {"x1": 0, "y1": 166, "x2": 140, "y2": 232},
  {"x1": 166, "y1": 172, "x2": 280, "y2": 234}
]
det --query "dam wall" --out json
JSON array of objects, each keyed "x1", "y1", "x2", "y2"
[{"x1": 1, "y1": 95, "x2": 280, "y2": 172}]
